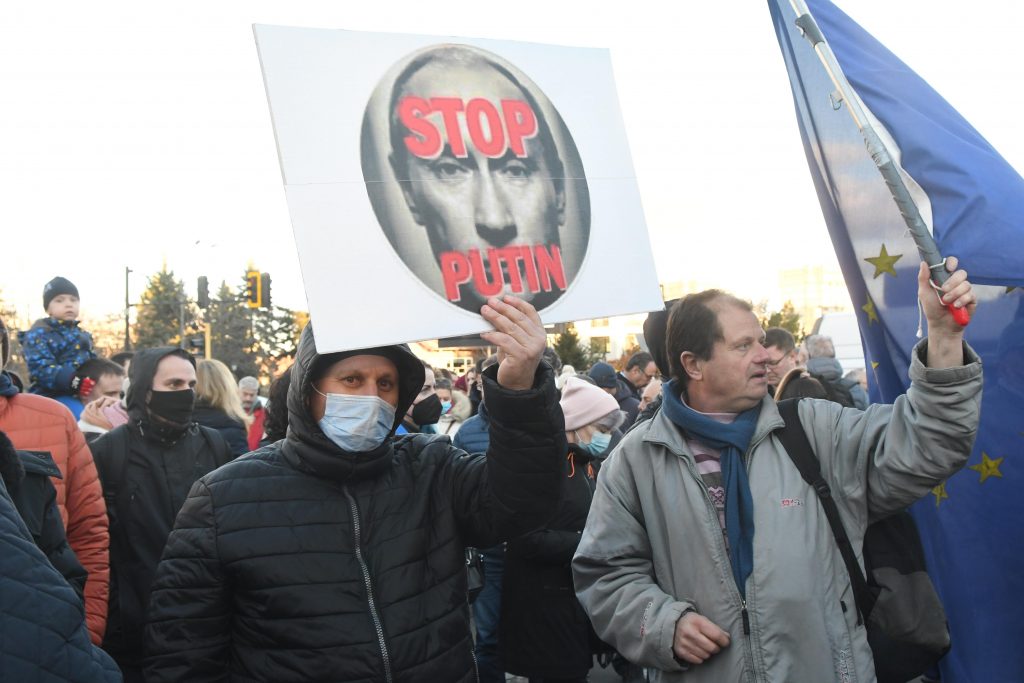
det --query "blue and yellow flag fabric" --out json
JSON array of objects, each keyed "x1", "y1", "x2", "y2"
[{"x1": 769, "y1": 1, "x2": 1024, "y2": 680}]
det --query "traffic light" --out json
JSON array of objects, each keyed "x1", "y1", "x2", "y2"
[
  {"x1": 259, "y1": 272, "x2": 271, "y2": 309},
  {"x1": 246, "y1": 271, "x2": 261, "y2": 308},
  {"x1": 197, "y1": 276, "x2": 209, "y2": 309}
]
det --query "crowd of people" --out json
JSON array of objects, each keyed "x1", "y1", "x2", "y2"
[{"x1": 0, "y1": 263, "x2": 981, "y2": 683}]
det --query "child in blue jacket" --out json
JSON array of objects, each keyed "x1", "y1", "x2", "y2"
[{"x1": 19, "y1": 277, "x2": 96, "y2": 398}]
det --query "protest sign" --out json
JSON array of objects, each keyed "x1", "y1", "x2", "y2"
[{"x1": 255, "y1": 25, "x2": 661, "y2": 352}]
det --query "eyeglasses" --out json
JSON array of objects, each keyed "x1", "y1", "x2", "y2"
[{"x1": 765, "y1": 354, "x2": 789, "y2": 367}]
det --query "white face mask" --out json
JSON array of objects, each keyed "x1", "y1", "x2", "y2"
[{"x1": 314, "y1": 389, "x2": 396, "y2": 452}]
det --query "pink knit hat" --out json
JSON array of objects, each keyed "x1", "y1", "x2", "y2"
[{"x1": 560, "y1": 376, "x2": 620, "y2": 431}]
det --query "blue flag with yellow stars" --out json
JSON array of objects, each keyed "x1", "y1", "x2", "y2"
[{"x1": 768, "y1": 0, "x2": 1024, "y2": 680}]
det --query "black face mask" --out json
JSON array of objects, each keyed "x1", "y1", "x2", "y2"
[
  {"x1": 147, "y1": 388, "x2": 195, "y2": 427},
  {"x1": 411, "y1": 393, "x2": 442, "y2": 426}
]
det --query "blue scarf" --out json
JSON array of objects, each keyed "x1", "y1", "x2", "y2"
[
  {"x1": 0, "y1": 372, "x2": 18, "y2": 398},
  {"x1": 661, "y1": 379, "x2": 760, "y2": 599}
]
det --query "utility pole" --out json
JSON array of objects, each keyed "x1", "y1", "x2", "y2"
[{"x1": 123, "y1": 266, "x2": 133, "y2": 351}]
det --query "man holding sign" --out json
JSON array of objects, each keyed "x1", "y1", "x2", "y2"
[{"x1": 144, "y1": 295, "x2": 566, "y2": 683}]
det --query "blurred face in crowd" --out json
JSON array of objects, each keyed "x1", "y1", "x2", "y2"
[
  {"x1": 83, "y1": 373, "x2": 124, "y2": 402},
  {"x1": 435, "y1": 386, "x2": 453, "y2": 405},
  {"x1": 626, "y1": 361, "x2": 659, "y2": 390},
  {"x1": 47, "y1": 294, "x2": 79, "y2": 321},
  {"x1": 765, "y1": 345, "x2": 799, "y2": 386},
  {"x1": 239, "y1": 386, "x2": 258, "y2": 412},
  {"x1": 151, "y1": 355, "x2": 197, "y2": 393},
  {"x1": 406, "y1": 366, "x2": 437, "y2": 419},
  {"x1": 683, "y1": 303, "x2": 770, "y2": 414},
  {"x1": 639, "y1": 377, "x2": 662, "y2": 411},
  {"x1": 308, "y1": 355, "x2": 400, "y2": 423}
]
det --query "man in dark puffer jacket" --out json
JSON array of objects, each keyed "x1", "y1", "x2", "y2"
[{"x1": 145, "y1": 296, "x2": 566, "y2": 682}]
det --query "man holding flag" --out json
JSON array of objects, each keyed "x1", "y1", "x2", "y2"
[
  {"x1": 573, "y1": 262, "x2": 979, "y2": 682},
  {"x1": 769, "y1": 1, "x2": 1024, "y2": 680}
]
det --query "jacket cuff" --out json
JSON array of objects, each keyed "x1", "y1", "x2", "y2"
[
  {"x1": 481, "y1": 362, "x2": 564, "y2": 432},
  {"x1": 910, "y1": 339, "x2": 982, "y2": 385},
  {"x1": 56, "y1": 366, "x2": 77, "y2": 393},
  {"x1": 658, "y1": 602, "x2": 692, "y2": 672}
]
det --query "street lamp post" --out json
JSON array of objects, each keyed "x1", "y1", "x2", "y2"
[{"x1": 123, "y1": 266, "x2": 133, "y2": 352}]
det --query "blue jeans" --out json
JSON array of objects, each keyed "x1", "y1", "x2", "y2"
[{"x1": 473, "y1": 546, "x2": 506, "y2": 683}]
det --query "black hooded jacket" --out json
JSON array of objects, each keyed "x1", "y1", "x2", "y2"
[
  {"x1": 90, "y1": 347, "x2": 231, "y2": 666},
  {"x1": 500, "y1": 443, "x2": 599, "y2": 678},
  {"x1": 145, "y1": 325, "x2": 566, "y2": 683},
  {"x1": 0, "y1": 429, "x2": 88, "y2": 600}
]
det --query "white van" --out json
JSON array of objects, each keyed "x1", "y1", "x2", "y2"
[{"x1": 810, "y1": 312, "x2": 866, "y2": 374}]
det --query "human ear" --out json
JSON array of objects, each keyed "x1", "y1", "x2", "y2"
[{"x1": 680, "y1": 352, "x2": 702, "y2": 382}]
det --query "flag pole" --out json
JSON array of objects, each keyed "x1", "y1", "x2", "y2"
[{"x1": 786, "y1": 0, "x2": 970, "y2": 326}]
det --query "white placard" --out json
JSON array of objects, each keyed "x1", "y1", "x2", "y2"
[{"x1": 255, "y1": 24, "x2": 662, "y2": 352}]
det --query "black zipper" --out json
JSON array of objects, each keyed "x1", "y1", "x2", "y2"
[{"x1": 344, "y1": 486, "x2": 394, "y2": 683}]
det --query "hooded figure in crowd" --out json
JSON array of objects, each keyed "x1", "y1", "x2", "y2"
[
  {"x1": 89, "y1": 347, "x2": 231, "y2": 683},
  {"x1": 500, "y1": 376, "x2": 622, "y2": 682},
  {"x1": 144, "y1": 296, "x2": 565, "y2": 683}
]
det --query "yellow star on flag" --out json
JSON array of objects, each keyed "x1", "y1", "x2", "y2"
[
  {"x1": 969, "y1": 452, "x2": 1004, "y2": 483},
  {"x1": 871, "y1": 361, "x2": 879, "y2": 370},
  {"x1": 932, "y1": 483, "x2": 949, "y2": 507},
  {"x1": 862, "y1": 297, "x2": 879, "y2": 325},
  {"x1": 864, "y1": 244, "x2": 903, "y2": 278}
]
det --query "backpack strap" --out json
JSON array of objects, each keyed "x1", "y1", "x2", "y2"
[
  {"x1": 94, "y1": 426, "x2": 133, "y2": 556},
  {"x1": 198, "y1": 425, "x2": 233, "y2": 467},
  {"x1": 775, "y1": 398, "x2": 874, "y2": 624}
]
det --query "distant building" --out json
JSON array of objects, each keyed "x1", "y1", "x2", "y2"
[{"x1": 777, "y1": 265, "x2": 853, "y2": 330}]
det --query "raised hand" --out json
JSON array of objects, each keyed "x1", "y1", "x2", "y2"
[
  {"x1": 917, "y1": 258, "x2": 977, "y2": 368},
  {"x1": 479, "y1": 295, "x2": 547, "y2": 391}
]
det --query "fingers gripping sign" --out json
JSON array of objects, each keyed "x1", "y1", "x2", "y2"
[
  {"x1": 479, "y1": 295, "x2": 547, "y2": 391},
  {"x1": 673, "y1": 611, "x2": 731, "y2": 665}
]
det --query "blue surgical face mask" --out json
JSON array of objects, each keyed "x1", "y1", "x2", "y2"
[
  {"x1": 441, "y1": 400, "x2": 452, "y2": 415},
  {"x1": 314, "y1": 389, "x2": 396, "y2": 453},
  {"x1": 578, "y1": 430, "x2": 612, "y2": 456}
]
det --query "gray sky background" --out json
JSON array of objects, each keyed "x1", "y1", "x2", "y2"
[{"x1": 2, "y1": 0, "x2": 1020, "y2": 322}]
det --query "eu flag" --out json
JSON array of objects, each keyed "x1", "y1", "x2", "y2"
[{"x1": 769, "y1": 0, "x2": 1024, "y2": 680}]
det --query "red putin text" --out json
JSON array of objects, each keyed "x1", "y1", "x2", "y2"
[
  {"x1": 399, "y1": 97, "x2": 538, "y2": 159},
  {"x1": 441, "y1": 245, "x2": 566, "y2": 302}
]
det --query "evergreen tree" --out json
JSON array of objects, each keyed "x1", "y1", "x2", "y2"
[
  {"x1": 252, "y1": 305, "x2": 299, "y2": 380},
  {"x1": 206, "y1": 281, "x2": 258, "y2": 378},
  {"x1": 760, "y1": 301, "x2": 804, "y2": 339},
  {"x1": 553, "y1": 327, "x2": 589, "y2": 369},
  {"x1": 135, "y1": 268, "x2": 192, "y2": 349}
]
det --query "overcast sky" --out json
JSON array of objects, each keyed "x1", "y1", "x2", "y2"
[{"x1": 2, "y1": 0, "x2": 1021, "y2": 323}]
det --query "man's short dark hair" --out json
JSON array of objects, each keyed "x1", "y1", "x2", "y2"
[
  {"x1": 625, "y1": 351, "x2": 654, "y2": 372},
  {"x1": 386, "y1": 45, "x2": 564, "y2": 192},
  {"x1": 76, "y1": 358, "x2": 125, "y2": 382},
  {"x1": 666, "y1": 290, "x2": 753, "y2": 386},
  {"x1": 110, "y1": 351, "x2": 134, "y2": 368},
  {"x1": 764, "y1": 327, "x2": 796, "y2": 355},
  {"x1": 434, "y1": 377, "x2": 452, "y2": 391}
]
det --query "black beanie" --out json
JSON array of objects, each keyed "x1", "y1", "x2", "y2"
[{"x1": 43, "y1": 277, "x2": 79, "y2": 311}]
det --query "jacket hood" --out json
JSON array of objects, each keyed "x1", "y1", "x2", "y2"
[
  {"x1": 806, "y1": 356, "x2": 843, "y2": 381},
  {"x1": 283, "y1": 324, "x2": 425, "y2": 480},
  {"x1": 125, "y1": 347, "x2": 197, "y2": 423}
]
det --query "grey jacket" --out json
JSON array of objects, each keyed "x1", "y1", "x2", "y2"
[{"x1": 573, "y1": 340, "x2": 981, "y2": 683}]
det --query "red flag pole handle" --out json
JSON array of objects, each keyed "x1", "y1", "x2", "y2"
[{"x1": 930, "y1": 262, "x2": 972, "y2": 326}]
